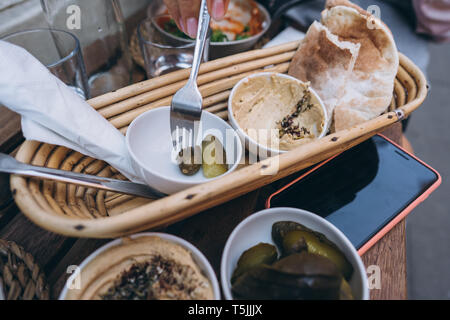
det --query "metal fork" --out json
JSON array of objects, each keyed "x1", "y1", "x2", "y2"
[{"x1": 170, "y1": 0, "x2": 210, "y2": 153}]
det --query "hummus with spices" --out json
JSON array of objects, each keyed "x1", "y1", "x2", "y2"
[
  {"x1": 231, "y1": 74, "x2": 326, "y2": 151},
  {"x1": 64, "y1": 236, "x2": 214, "y2": 300}
]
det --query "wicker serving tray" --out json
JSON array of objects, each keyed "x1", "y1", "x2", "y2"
[{"x1": 10, "y1": 41, "x2": 427, "y2": 238}]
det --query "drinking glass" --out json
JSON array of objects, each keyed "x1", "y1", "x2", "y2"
[
  {"x1": 1, "y1": 28, "x2": 89, "y2": 99},
  {"x1": 40, "y1": 0, "x2": 133, "y2": 97},
  {"x1": 137, "y1": 15, "x2": 210, "y2": 78},
  {"x1": 137, "y1": 16, "x2": 201, "y2": 78}
]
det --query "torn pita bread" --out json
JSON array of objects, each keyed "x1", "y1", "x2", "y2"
[
  {"x1": 288, "y1": 21, "x2": 360, "y2": 123},
  {"x1": 322, "y1": 2, "x2": 399, "y2": 131},
  {"x1": 325, "y1": 0, "x2": 366, "y2": 15}
]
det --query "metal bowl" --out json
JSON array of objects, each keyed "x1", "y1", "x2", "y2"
[{"x1": 150, "y1": 3, "x2": 271, "y2": 60}]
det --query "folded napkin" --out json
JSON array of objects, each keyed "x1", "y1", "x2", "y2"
[
  {"x1": 263, "y1": 27, "x2": 305, "y2": 48},
  {"x1": 0, "y1": 40, "x2": 142, "y2": 182}
]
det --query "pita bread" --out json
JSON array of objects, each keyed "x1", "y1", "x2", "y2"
[
  {"x1": 321, "y1": 2, "x2": 399, "y2": 131},
  {"x1": 325, "y1": 0, "x2": 368, "y2": 16},
  {"x1": 288, "y1": 21, "x2": 360, "y2": 122}
]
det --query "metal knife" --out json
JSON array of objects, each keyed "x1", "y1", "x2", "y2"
[{"x1": 0, "y1": 153, "x2": 165, "y2": 199}]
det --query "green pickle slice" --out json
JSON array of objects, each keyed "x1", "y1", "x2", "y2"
[
  {"x1": 340, "y1": 278, "x2": 354, "y2": 300},
  {"x1": 282, "y1": 230, "x2": 353, "y2": 279},
  {"x1": 202, "y1": 136, "x2": 228, "y2": 178},
  {"x1": 231, "y1": 242, "x2": 278, "y2": 284}
]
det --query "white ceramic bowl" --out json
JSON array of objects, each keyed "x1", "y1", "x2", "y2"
[
  {"x1": 59, "y1": 232, "x2": 221, "y2": 300},
  {"x1": 228, "y1": 72, "x2": 329, "y2": 158},
  {"x1": 126, "y1": 106, "x2": 243, "y2": 194},
  {"x1": 220, "y1": 208, "x2": 369, "y2": 300}
]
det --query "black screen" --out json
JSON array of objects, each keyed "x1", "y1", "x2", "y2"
[{"x1": 269, "y1": 135, "x2": 438, "y2": 249}]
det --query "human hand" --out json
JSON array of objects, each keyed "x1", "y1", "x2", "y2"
[{"x1": 163, "y1": 0, "x2": 230, "y2": 38}]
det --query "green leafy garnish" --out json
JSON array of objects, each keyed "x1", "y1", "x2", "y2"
[
  {"x1": 235, "y1": 25, "x2": 250, "y2": 41},
  {"x1": 163, "y1": 19, "x2": 192, "y2": 39},
  {"x1": 162, "y1": 19, "x2": 251, "y2": 42},
  {"x1": 235, "y1": 34, "x2": 250, "y2": 40},
  {"x1": 211, "y1": 29, "x2": 229, "y2": 42}
]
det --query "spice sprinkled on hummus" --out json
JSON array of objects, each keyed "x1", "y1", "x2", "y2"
[
  {"x1": 101, "y1": 255, "x2": 210, "y2": 300},
  {"x1": 231, "y1": 74, "x2": 326, "y2": 151}
]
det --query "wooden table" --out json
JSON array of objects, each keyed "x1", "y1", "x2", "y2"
[{"x1": 0, "y1": 106, "x2": 408, "y2": 300}]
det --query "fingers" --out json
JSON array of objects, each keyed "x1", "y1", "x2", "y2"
[
  {"x1": 178, "y1": 0, "x2": 201, "y2": 38},
  {"x1": 163, "y1": 0, "x2": 184, "y2": 33},
  {"x1": 207, "y1": 0, "x2": 230, "y2": 20},
  {"x1": 164, "y1": 0, "x2": 232, "y2": 38}
]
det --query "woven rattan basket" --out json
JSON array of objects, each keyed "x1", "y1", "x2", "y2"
[
  {"x1": 0, "y1": 239, "x2": 50, "y2": 300},
  {"x1": 10, "y1": 41, "x2": 427, "y2": 238}
]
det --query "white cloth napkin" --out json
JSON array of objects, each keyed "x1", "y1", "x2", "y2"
[
  {"x1": 0, "y1": 40, "x2": 142, "y2": 182},
  {"x1": 263, "y1": 27, "x2": 305, "y2": 48}
]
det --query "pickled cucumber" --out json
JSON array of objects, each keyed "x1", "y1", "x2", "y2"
[
  {"x1": 231, "y1": 242, "x2": 277, "y2": 283},
  {"x1": 283, "y1": 230, "x2": 353, "y2": 279},
  {"x1": 272, "y1": 221, "x2": 353, "y2": 279},
  {"x1": 232, "y1": 252, "x2": 341, "y2": 300},
  {"x1": 202, "y1": 136, "x2": 228, "y2": 178},
  {"x1": 340, "y1": 278, "x2": 354, "y2": 300},
  {"x1": 281, "y1": 229, "x2": 308, "y2": 256},
  {"x1": 272, "y1": 221, "x2": 312, "y2": 249}
]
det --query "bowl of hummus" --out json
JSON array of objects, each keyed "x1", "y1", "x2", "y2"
[
  {"x1": 228, "y1": 72, "x2": 329, "y2": 157},
  {"x1": 59, "y1": 233, "x2": 220, "y2": 300}
]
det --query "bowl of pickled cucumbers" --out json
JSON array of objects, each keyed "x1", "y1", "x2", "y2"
[
  {"x1": 221, "y1": 207, "x2": 369, "y2": 300},
  {"x1": 126, "y1": 106, "x2": 243, "y2": 194}
]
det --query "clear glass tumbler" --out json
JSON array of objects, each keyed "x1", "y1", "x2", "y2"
[
  {"x1": 138, "y1": 16, "x2": 200, "y2": 78},
  {"x1": 1, "y1": 28, "x2": 89, "y2": 99},
  {"x1": 40, "y1": 0, "x2": 133, "y2": 97}
]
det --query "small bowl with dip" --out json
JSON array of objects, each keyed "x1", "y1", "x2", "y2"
[
  {"x1": 228, "y1": 72, "x2": 329, "y2": 158},
  {"x1": 60, "y1": 232, "x2": 221, "y2": 300},
  {"x1": 126, "y1": 106, "x2": 243, "y2": 194}
]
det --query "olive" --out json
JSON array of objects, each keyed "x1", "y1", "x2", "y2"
[
  {"x1": 283, "y1": 230, "x2": 353, "y2": 280},
  {"x1": 178, "y1": 146, "x2": 201, "y2": 176},
  {"x1": 231, "y1": 243, "x2": 277, "y2": 284},
  {"x1": 202, "y1": 136, "x2": 228, "y2": 178}
]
